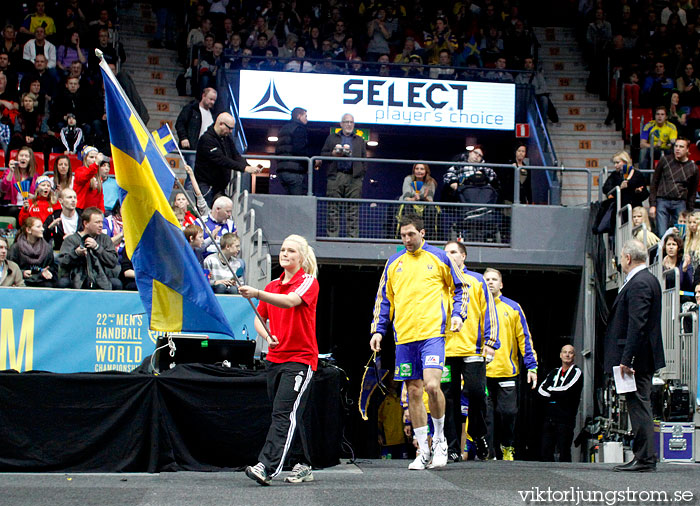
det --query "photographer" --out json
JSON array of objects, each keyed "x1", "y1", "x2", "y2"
[
  {"x1": 366, "y1": 8, "x2": 392, "y2": 62},
  {"x1": 316, "y1": 113, "x2": 367, "y2": 238},
  {"x1": 1, "y1": 146, "x2": 38, "y2": 206}
]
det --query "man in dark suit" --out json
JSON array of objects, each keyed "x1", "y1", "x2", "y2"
[{"x1": 604, "y1": 239, "x2": 665, "y2": 472}]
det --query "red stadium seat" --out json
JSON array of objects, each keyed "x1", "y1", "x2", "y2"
[
  {"x1": 9, "y1": 149, "x2": 45, "y2": 175},
  {"x1": 624, "y1": 107, "x2": 652, "y2": 139},
  {"x1": 0, "y1": 151, "x2": 5, "y2": 168}
]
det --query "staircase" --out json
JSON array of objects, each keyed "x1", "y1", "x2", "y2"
[
  {"x1": 533, "y1": 26, "x2": 623, "y2": 206},
  {"x1": 117, "y1": 3, "x2": 191, "y2": 132}
]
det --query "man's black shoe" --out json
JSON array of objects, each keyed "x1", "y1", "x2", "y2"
[
  {"x1": 613, "y1": 459, "x2": 656, "y2": 472},
  {"x1": 475, "y1": 437, "x2": 489, "y2": 461},
  {"x1": 448, "y1": 451, "x2": 461, "y2": 463}
]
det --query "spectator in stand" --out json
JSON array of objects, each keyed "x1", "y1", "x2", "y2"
[
  {"x1": 196, "y1": 196, "x2": 237, "y2": 258},
  {"x1": 423, "y1": 16, "x2": 457, "y2": 65},
  {"x1": 193, "y1": 112, "x2": 261, "y2": 207},
  {"x1": 504, "y1": 19, "x2": 533, "y2": 69},
  {"x1": 7, "y1": 216, "x2": 56, "y2": 287},
  {"x1": 317, "y1": 113, "x2": 367, "y2": 238},
  {"x1": 602, "y1": 150, "x2": 649, "y2": 208},
  {"x1": 393, "y1": 36, "x2": 418, "y2": 69},
  {"x1": 12, "y1": 91, "x2": 56, "y2": 154},
  {"x1": 221, "y1": 18, "x2": 236, "y2": 48},
  {"x1": 649, "y1": 137, "x2": 698, "y2": 234},
  {"x1": 632, "y1": 206, "x2": 660, "y2": 247},
  {"x1": 73, "y1": 146, "x2": 104, "y2": 212},
  {"x1": 43, "y1": 187, "x2": 81, "y2": 252},
  {"x1": 404, "y1": 54, "x2": 426, "y2": 78},
  {"x1": 313, "y1": 52, "x2": 342, "y2": 74},
  {"x1": 246, "y1": 17, "x2": 278, "y2": 49},
  {"x1": 668, "y1": 91, "x2": 690, "y2": 137},
  {"x1": 56, "y1": 30, "x2": 88, "y2": 75},
  {"x1": 18, "y1": 175, "x2": 56, "y2": 226},
  {"x1": 250, "y1": 33, "x2": 273, "y2": 58},
  {"x1": 484, "y1": 57, "x2": 514, "y2": 83},
  {"x1": 443, "y1": 146, "x2": 500, "y2": 202},
  {"x1": 187, "y1": 17, "x2": 212, "y2": 50},
  {"x1": 284, "y1": 46, "x2": 313, "y2": 72},
  {"x1": 370, "y1": 53, "x2": 398, "y2": 77},
  {"x1": 686, "y1": 211, "x2": 700, "y2": 273},
  {"x1": 348, "y1": 56, "x2": 368, "y2": 75},
  {"x1": 366, "y1": 7, "x2": 393, "y2": 62},
  {"x1": 429, "y1": 50, "x2": 456, "y2": 79},
  {"x1": 19, "y1": 1, "x2": 56, "y2": 38},
  {"x1": 204, "y1": 232, "x2": 245, "y2": 294},
  {"x1": 398, "y1": 163, "x2": 438, "y2": 239},
  {"x1": 641, "y1": 61, "x2": 674, "y2": 108},
  {"x1": 661, "y1": 1, "x2": 687, "y2": 25},
  {"x1": 89, "y1": 28, "x2": 126, "y2": 71},
  {"x1": 480, "y1": 26, "x2": 505, "y2": 62},
  {"x1": 171, "y1": 190, "x2": 197, "y2": 226},
  {"x1": 176, "y1": 87, "x2": 217, "y2": 152},
  {"x1": 151, "y1": 0, "x2": 177, "y2": 50},
  {"x1": 277, "y1": 33, "x2": 298, "y2": 60},
  {"x1": 102, "y1": 200, "x2": 124, "y2": 257},
  {"x1": 0, "y1": 120, "x2": 10, "y2": 157},
  {"x1": 57, "y1": 2, "x2": 89, "y2": 42},
  {"x1": 22, "y1": 26, "x2": 57, "y2": 70},
  {"x1": 184, "y1": 223, "x2": 205, "y2": 267},
  {"x1": 88, "y1": 9, "x2": 115, "y2": 46},
  {"x1": 639, "y1": 106, "x2": 677, "y2": 170},
  {"x1": 677, "y1": 63, "x2": 700, "y2": 106},
  {"x1": 0, "y1": 52, "x2": 20, "y2": 93},
  {"x1": 662, "y1": 232, "x2": 694, "y2": 291},
  {"x1": 224, "y1": 33, "x2": 244, "y2": 68},
  {"x1": 1, "y1": 146, "x2": 37, "y2": 206},
  {"x1": 49, "y1": 154, "x2": 73, "y2": 191},
  {"x1": 303, "y1": 26, "x2": 322, "y2": 60},
  {"x1": 57, "y1": 206, "x2": 121, "y2": 290},
  {"x1": 275, "y1": 107, "x2": 309, "y2": 195},
  {"x1": 515, "y1": 56, "x2": 549, "y2": 124},
  {"x1": 329, "y1": 20, "x2": 347, "y2": 56},
  {"x1": 20, "y1": 54, "x2": 57, "y2": 102},
  {"x1": 99, "y1": 158, "x2": 119, "y2": 213},
  {"x1": 258, "y1": 48, "x2": 284, "y2": 71},
  {"x1": 199, "y1": 41, "x2": 226, "y2": 90},
  {"x1": 0, "y1": 72, "x2": 18, "y2": 120},
  {"x1": 1, "y1": 25, "x2": 22, "y2": 70},
  {"x1": 58, "y1": 113, "x2": 84, "y2": 154},
  {"x1": 0, "y1": 236, "x2": 24, "y2": 287},
  {"x1": 49, "y1": 76, "x2": 92, "y2": 133}
]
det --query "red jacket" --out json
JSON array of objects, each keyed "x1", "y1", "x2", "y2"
[
  {"x1": 73, "y1": 163, "x2": 105, "y2": 212},
  {"x1": 18, "y1": 195, "x2": 56, "y2": 226}
]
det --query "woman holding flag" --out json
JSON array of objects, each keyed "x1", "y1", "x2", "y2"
[{"x1": 238, "y1": 234, "x2": 319, "y2": 486}]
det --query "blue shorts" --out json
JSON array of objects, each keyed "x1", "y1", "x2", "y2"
[{"x1": 394, "y1": 337, "x2": 445, "y2": 381}]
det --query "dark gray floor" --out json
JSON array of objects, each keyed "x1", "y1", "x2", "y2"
[{"x1": 1, "y1": 460, "x2": 698, "y2": 506}]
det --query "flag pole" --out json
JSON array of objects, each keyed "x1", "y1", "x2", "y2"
[{"x1": 96, "y1": 49, "x2": 272, "y2": 340}]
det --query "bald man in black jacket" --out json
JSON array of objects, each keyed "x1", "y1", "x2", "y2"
[{"x1": 604, "y1": 239, "x2": 665, "y2": 472}]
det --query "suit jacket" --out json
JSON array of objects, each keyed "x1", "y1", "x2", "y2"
[{"x1": 603, "y1": 268, "x2": 665, "y2": 374}]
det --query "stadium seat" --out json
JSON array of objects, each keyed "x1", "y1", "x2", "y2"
[
  {"x1": 624, "y1": 107, "x2": 652, "y2": 139},
  {"x1": 0, "y1": 151, "x2": 5, "y2": 168}
]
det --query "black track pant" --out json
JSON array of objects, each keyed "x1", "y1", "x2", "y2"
[
  {"x1": 441, "y1": 357, "x2": 487, "y2": 454},
  {"x1": 486, "y1": 376, "x2": 519, "y2": 449},
  {"x1": 259, "y1": 361, "x2": 314, "y2": 477}
]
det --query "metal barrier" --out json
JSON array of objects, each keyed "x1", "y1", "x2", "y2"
[
  {"x1": 615, "y1": 203, "x2": 633, "y2": 262},
  {"x1": 316, "y1": 198, "x2": 511, "y2": 245},
  {"x1": 678, "y1": 311, "x2": 698, "y2": 409},
  {"x1": 660, "y1": 268, "x2": 681, "y2": 381}
]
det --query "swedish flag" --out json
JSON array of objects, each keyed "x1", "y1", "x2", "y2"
[
  {"x1": 464, "y1": 35, "x2": 480, "y2": 57},
  {"x1": 152, "y1": 124, "x2": 177, "y2": 155},
  {"x1": 99, "y1": 60, "x2": 234, "y2": 336}
]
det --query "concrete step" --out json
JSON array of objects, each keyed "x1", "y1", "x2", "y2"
[
  {"x1": 549, "y1": 90, "x2": 601, "y2": 103},
  {"x1": 543, "y1": 70, "x2": 589, "y2": 80},
  {"x1": 542, "y1": 60, "x2": 587, "y2": 72},
  {"x1": 123, "y1": 54, "x2": 182, "y2": 73},
  {"x1": 552, "y1": 137, "x2": 624, "y2": 151},
  {"x1": 549, "y1": 121, "x2": 619, "y2": 134},
  {"x1": 557, "y1": 155, "x2": 606, "y2": 169},
  {"x1": 141, "y1": 97, "x2": 191, "y2": 114},
  {"x1": 550, "y1": 75, "x2": 587, "y2": 91},
  {"x1": 129, "y1": 68, "x2": 182, "y2": 83},
  {"x1": 533, "y1": 27, "x2": 577, "y2": 41},
  {"x1": 131, "y1": 76, "x2": 179, "y2": 90},
  {"x1": 539, "y1": 45, "x2": 583, "y2": 58}
]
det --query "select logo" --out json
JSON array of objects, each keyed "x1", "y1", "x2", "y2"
[{"x1": 250, "y1": 80, "x2": 291, "y2": 115}]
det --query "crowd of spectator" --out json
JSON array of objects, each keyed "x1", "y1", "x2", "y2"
[
  {"x1": 0, "y1": 1, "x2": 127, "y2": 160},
  {"x1": 173, "y1": 0, "x2": 539, "y2": 97}
]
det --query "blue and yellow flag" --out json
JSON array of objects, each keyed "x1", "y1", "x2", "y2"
[
  {"x1": 152, "y1": 124, "x2": 177, "y2": 155},
  {"x1": 99, "y1": 60, "x2": 234, "y2": 336},
  {"x1": 464, "y1": 35, "x2": 480, "y2": 57}
]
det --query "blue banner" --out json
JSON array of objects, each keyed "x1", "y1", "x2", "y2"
[{"x1": 0, "y1": 288, "x2": 256, "y2": 373}]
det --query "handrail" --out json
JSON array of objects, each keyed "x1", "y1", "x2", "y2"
[{"x1": 226, "y1": 81, "x2": 248, "y2": 153}]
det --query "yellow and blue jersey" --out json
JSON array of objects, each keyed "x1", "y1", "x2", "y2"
[
  {"x1": 371, "y1": 241, "x2": 468, "y2": 345},
  {"x1": 640, "y1": 120, "x2": 677, "y2": 150},
  {"x1": 486, "y1": 295, "x2": 537, "y2": 378},
  {"x1": 446, "y1": 268, "x2": 499, "y2": 357}
]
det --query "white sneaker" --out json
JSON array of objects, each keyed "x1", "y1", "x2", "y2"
[
  {"x1": 408, "y1": 449, "x2": 431, "y2": 470},
  {"x1": 428, "y1": 438, "x2": 448, "y2": 468}
]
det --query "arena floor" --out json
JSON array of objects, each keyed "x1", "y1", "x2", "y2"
[{"x1": 1, "y1": 459, "x2": 698, "y2": 505}]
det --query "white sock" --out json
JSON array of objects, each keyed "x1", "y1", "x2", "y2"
[
  {"x1": 414, "y1": 425, "x2": 430, "y2": 457},
  {"x1": 433, "y1": 415, "x2": 445, "y2": 441}
]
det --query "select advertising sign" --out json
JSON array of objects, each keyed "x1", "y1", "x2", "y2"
[
  {"x1": 238, "y1": 70, "x2": 515, "y2": 130},
  {"x1": 0, "y1": 287, "x2": 256, "y2": 373}
]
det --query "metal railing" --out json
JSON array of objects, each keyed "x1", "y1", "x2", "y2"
[
  {"x1": 678, "y1": 311, "x2": 698, "y2": 412},
  {"x1": 659, "y1": 268, "x2": 681, "y2": 381},
  {"x1": 316, "y1": 197, "x2": 511, "y2": 245}
]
